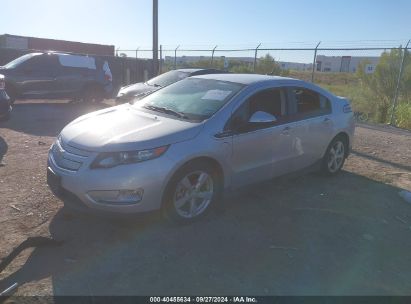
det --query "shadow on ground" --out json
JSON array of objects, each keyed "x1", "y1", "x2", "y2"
[
  {"x1": 2, "y1": 171, "x2": 411, "y2": 296},
  {"x1": 351, "y1": 150, "x2": 411, "y2": 172},
  {"x1": 1, "y1": 101, "x2": 112, "y2": 137}
]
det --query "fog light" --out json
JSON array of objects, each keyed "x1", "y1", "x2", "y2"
[{"x1": 87, "y1": 189, "x2": 144, "y2": 205}]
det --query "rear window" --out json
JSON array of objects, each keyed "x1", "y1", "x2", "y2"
[
  {"x1": 293, "y1": 88, "x2": 331, "y2": 118},
  {"x1": 146, "y1": 70, "x2": 190, "y2": 87},
  {"x1": 57, "y1": 54, "x2": 96, "y2": 69}
]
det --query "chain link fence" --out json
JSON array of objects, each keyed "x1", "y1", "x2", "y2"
[{"x1": 118, "y1": 41, "x2": 411, "y2": 129}]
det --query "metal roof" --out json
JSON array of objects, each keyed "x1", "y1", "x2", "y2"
[{"x1": 192, "y1": 73, "x2": 295, "y2": 85}]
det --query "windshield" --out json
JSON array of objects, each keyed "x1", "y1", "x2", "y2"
[
  {"x1": 136, "y1": 77, "x2": 244, "y2": 121},
  {"x1": 3, "y1": 53, "x2": 42, "y2": 69},
  {"x1": 146, "y1": 70, "x2": 190, "y2": 87}
]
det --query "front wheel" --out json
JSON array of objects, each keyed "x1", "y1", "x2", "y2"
[
  {"x1": 322, "y1": 137, "x2": 347, "y2": 175},
  {"x1": 162, "y1": 162, "x2": 222, "y2": 223},
  {"x1": 5, "y1": 86, "x2": 17, "y2": 105}
]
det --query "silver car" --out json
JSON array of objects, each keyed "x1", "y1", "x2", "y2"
[{"x1": 47, "y1": 74, "x2": 355, "y2": 222}]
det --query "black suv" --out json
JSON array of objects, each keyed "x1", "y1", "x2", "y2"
[{"x1": 0, "y1": 52, "x2": 113, "y2": 103}]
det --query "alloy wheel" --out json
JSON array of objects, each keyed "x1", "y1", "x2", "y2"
[
  {"x1": 173, "y1": 171, "x2": 214, "y2": 219},
  {"x1": 327, "y1": 141, "x2": 345, "y2": 173}
]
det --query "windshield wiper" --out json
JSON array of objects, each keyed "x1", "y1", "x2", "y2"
[{"x1": 143, "y1": 105, "x2": 188, "y2": 119}]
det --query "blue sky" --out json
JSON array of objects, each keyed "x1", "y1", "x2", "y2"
[{"x1": 2, "y1": 0, "x2": 411, "y2": 61}]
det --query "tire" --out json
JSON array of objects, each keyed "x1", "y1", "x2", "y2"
[
  {"x1": 81, "y1": 85, "x2": 104, "y2": 103},
  {"x1": 0, "y1": 111, "x2": 11, "y2": 122},
  {"x1": 321, "y1": 136, "x2": 347, "y2": 175},
  {"x1": 162, "y1": 161, "x2": 223, "y2": 224}
]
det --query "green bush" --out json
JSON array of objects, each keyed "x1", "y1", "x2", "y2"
[{"x1": 395, "y1": 102, "x2": 411, "y2": 129}]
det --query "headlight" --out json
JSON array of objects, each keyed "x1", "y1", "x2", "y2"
[
  {"x1": 90, "y1": 145, "x2": 169, "y2": 169},
  {"x1": 0, "y1": 75, "x2": 5, "y2": 90}
]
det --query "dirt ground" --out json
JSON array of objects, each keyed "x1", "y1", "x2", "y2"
[{"x1": 0, "y1": 100, "x2": 411, "y2": 296}]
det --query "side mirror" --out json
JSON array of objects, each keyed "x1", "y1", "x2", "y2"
[{"x1": 248, "y1": 111, "x2": 277, "y2": 124}]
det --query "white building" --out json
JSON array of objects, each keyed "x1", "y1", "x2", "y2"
[
  {"x1": 165, "y1": 56, "x2": 312, "y2": 70},
  {"x1": 315, "y1": 55, "x2": 380, "y2": 73},
  {"x1": 279, "y1": 61, "x2": 313, "y2": 71},
  {"x1": 164, "y1": 54, "x2": 380, "y2": 74},
  {"x1": 164, "y1": 56, "x2": 255, "y2": 65}
]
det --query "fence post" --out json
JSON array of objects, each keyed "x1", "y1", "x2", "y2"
[
  {"x1": 311, "y1": 41, "x2": 321, "y2": 83},
  {"x1": 174, "y1": 45, "x2": 180, "y2": 70},
  {"x1": 135, "y1": 47, "x2": 139, "y2": 83},
  {"x1": 159, "y1": 45, "x2": 163, "y2": 74},
  {"x1": 135, "y1": 47, "x2": 140, "y2": 59},
  {"x1": 253, "y1": 43, "x2": 261, "y2": 72},
  {"x1": 390, "y1": 40, "x2": 410, "y2": 126},
  {"x1": 211, "y1": 45, "x2": 218, "y2": 67}
]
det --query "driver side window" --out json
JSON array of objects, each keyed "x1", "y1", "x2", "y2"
[
  {"x1": 228, "y1": 88, "x2": 287, "y2": 133},
  {"x1": 21, "y1": 55, "x2": 59, "y2": 71}
]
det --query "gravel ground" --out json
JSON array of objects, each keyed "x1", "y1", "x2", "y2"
[{"x1": 0, "y1": 100, "x2": 411, "y2": 296}]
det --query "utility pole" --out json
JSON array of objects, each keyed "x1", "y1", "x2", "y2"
[{"x1": 153, "y1": 0, "x2": 159, "y2": 76}]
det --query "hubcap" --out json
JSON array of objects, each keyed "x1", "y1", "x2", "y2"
[
  {"x1": 327, "y1": 141, "x2": 345, "y2": 173},
  {"x1": 173, "y1": 171, "x2": 214, "y2": 218}
]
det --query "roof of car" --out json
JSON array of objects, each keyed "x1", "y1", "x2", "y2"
[
  {"x1": 176, "y1": 68, "x2": 211, "y2": 73},
  {"x1": 191, "y1": 73, "x2": 295, "y2": 85}
]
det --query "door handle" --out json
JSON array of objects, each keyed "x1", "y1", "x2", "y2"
[{"x1": 214, "y1": 130, "x2": 234, "y2": 139}]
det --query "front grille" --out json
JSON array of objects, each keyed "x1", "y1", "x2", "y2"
[{"x1": 51, "y1": 138, "x2": 92, "y2": 171}]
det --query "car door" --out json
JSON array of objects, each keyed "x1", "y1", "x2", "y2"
[
  {"x1": 284, "y1": 86, "x2": 334, "y2": 171},
  {"x1": 227, "y1": 88, "x2": 295, "y2": 188},
  {"x1": 16, "y1": 54, "x2": 59, "y2": 97},
  {"x1": 55, "y1": 54, "x2": 96, "y2": 97}
]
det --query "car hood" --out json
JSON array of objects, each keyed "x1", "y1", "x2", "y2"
[
  {"x1": 118, "y1": 82, "x2": 159, "y2": 97},
  {"x1": 60, "y1": 105, "x2": 203, "y2": 152}
]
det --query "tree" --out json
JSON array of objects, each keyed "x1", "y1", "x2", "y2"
[
  {"x1": 255, "y1": 53, "x2": 285, "y2": 75},
  {"x1": 357, "y1": 49, "x2": 411, "y2": 122}
]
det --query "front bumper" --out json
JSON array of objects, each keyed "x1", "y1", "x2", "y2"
[
  {"x1": 115, "y1": 94, "x2": 133, "y2": 104},
  {"x1": 0, "y1": 90, "x2": 11, "y2": 120},
  {"x1": 47, "y1": 146, "x2": 174, "y2": 214}
]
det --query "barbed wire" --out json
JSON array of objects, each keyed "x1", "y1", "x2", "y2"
[{"x1": 117, "y1": 39, "x2": 410, "y2": 53}]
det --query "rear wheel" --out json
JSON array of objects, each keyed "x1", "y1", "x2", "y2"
[
  {"x1": 322, "y1": 137, "x2": 347, "y2": 175},
  {"x1": 82, "y1": 85, "x2": 104, "y2": 103},
  {"x1": 163, "y1": 161, "x2": 222, "y2": 223}
]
